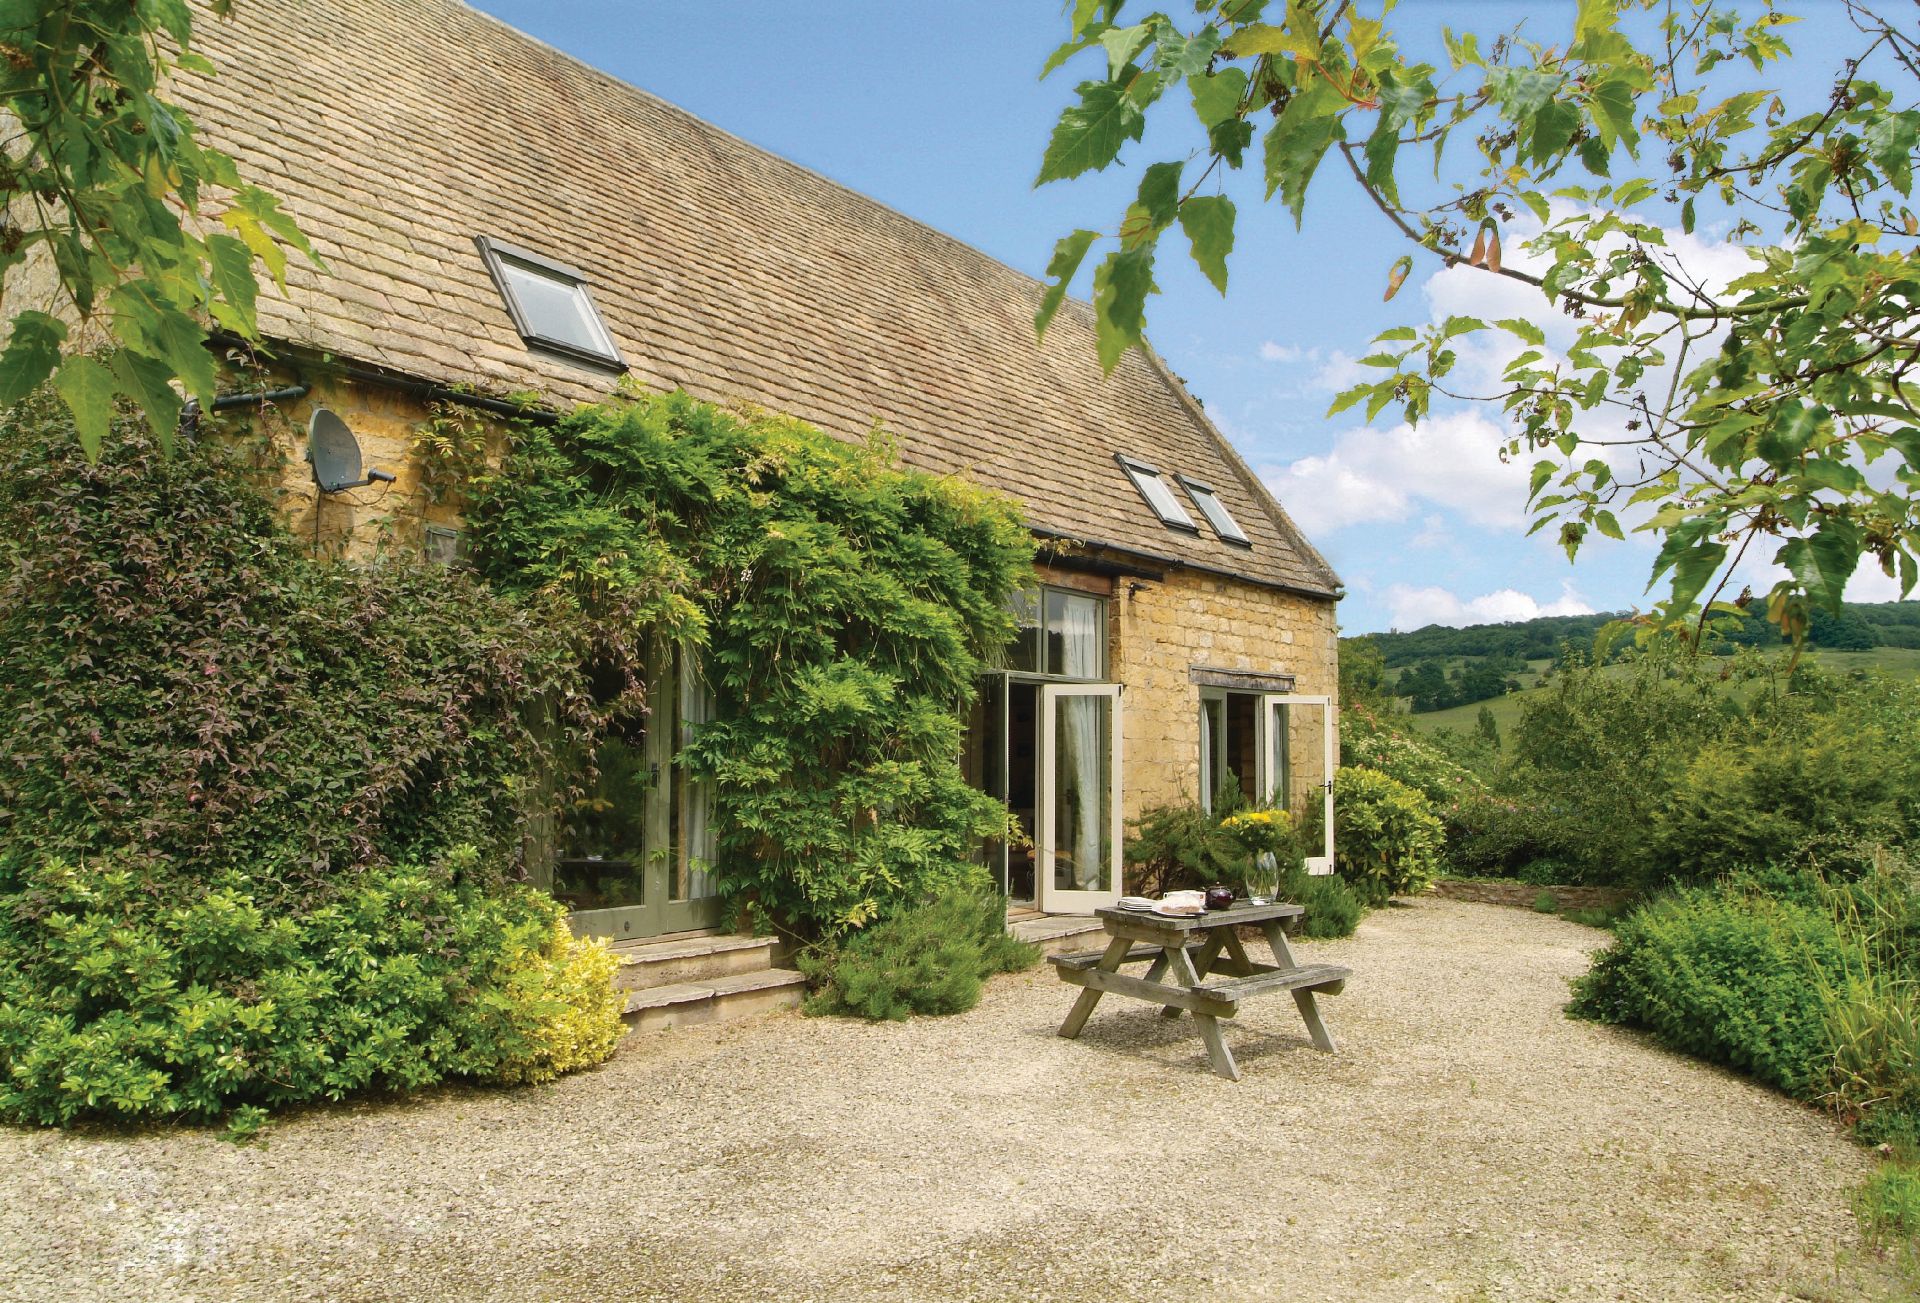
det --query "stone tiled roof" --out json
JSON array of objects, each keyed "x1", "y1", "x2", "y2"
[{"x1": 177, "y1": 0, "x2": 1341, "y2": 597}]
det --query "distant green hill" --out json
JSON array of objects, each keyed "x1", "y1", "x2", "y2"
[
  {"x1": 1350, "y1": 600, "x2": 1920, "y2": 716},
  {"x1": 1401, "y1": 647, "x2": 1920, "y2": 737},
  {"x1": 1361, "y1": 599, "x2": 1920, "y2": 667}
]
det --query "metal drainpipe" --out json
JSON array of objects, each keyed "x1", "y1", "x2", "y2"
[{"x1": 178, "y1": 385, "x2": 312, "y2": 440}]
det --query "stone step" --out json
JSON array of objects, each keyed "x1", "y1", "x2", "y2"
[
  {"x1": 621, "y1": 967, "x2": 808, "y2": 1032},
  {"x1": 1008, "y1": 913, "x2": 1106, "y2": 959},
  {"x1": 607, "y1": 932, "x2": 780, "y2": 992}
]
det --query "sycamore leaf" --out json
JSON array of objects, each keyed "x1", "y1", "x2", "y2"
[
  {"x1": 1091, "y1": 246, "x2": 1155, "y2": 372},
  {"x1": 1041, "y1": 33, "x2": 1101, "y2": 79},
  {"x1": 1134, "y1": 161, "x2": 1184, "y2": 232},
  {"x1": 108, "y1": 348, "x2": 184, "y2": 450},
  {"x1": 1222, "y1": 21, "x2": 1319, "y2": 60},
  {"x1": 1327, "y1": 384, "x2": 1371, "y2": 417},
  {"x1": 1754, "y1": 401, "x2": 1826, "y2": 465},
  {"x1": 1038, "y1": 81, "x2": 1147, "y2": 183},
  {"x1": 1263, "y1": 104, "x2": 1344, "y2": 226},
  {"x1": 1574, "y1": 0, "x2": 1617, "y2": 47},
  {"x1": 205, "y1": 232, "x2": 258, "y2": 325},
  {"x1": 1178, "y1": 195, "x2": 1236, "y2": 294},
  {"x1": 1588, "y1": 73, "x2": 1639, "y2": 153},
  {"x1": 1035, "y1": 229, "x2": 1098, "y2": 339},
  {"x1": 1189, "y1": 67, "x2": 1248, "y2": 129},
  {"x1": 0, "y1": 311, "x2": 69, "y2": 406},
  {"x1": 1100, "y1": 23, "x2": 1153, "y2": 79},
  {"x1": 53, "y1": 355, "x2": 117, "y2": 460},
  {"x1": 1667, "y1": 539, "x2": 1729, "y2": 612}
]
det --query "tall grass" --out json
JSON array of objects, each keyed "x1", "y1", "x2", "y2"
[{"x1": 1817, "y1": 850, "x2": 1920, "y2": 1133}]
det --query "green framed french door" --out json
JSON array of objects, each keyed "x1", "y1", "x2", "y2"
[{"x1": 558, "y1": 658, "x2": 724, "y2": 941}]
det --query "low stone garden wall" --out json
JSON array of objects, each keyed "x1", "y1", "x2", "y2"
[{"x1": 1428, "y1": 878, "x2": 1637, "y2": 912}]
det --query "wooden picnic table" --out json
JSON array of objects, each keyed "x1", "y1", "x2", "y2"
[{"x1": 1048, "y1": 900, "x2": 1351, "y2": 1081}]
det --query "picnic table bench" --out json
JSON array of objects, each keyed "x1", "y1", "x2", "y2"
[{"x1": 1048, "y1": 900, "x2": 1351, "y2": 1081}]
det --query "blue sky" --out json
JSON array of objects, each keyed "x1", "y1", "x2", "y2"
[{"x1": 469, "y1": 1, "x2": 1883, "y2": 635}]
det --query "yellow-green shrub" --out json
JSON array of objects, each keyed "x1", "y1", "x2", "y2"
[
  {"x1": 1328, "y1": 766, "x2": 1445, "y2": 905},
  {"x1": 0, "y1": 850, "x2": 623, "y2": 1127},
  {"x1": 486, "y1": 918, "x2": 625, "y2": 1085}
]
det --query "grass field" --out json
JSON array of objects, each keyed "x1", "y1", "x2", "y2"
[{"x1": 1398, "y1": 647, "x2": 1920, "y2": 736}]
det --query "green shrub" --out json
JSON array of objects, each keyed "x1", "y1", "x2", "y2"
[
  {"x1": 469, "y1": 392, "x2": 1034, "y2": 939},
  {"x1": 1446, "y1": 788, "x2": 1596, "y2": 883},
  {"x1": 1281, "y1": 869, "x2": 1364, "y2": 939},
  {"x1": 1658, "y1": 713, "x2": 1909, "y2": 881},
  {"x1": 1123, "y1": 800, "x2": 1242, "y2": 896},
  {"x1": 801, "y1": 887, "x2": 1039, "y2": 1020},
  {"x1": 0, "y1": 850, "x2": 623, "y2": 1126},
  {"x1": 1505, "y1": 649, "x2": 1742, "y2": 887},
  {"x1": 1341, "y1": 706, "x2": 1485, "y2": 806},
  {"x1": 1533, "y1": 890, "x2": 1559, "y2": 914},
  {"x1": 1570, "y1": 888, "x2": 1854, "y2": 1098},
  {"x1": 1325, "y1": 766, "x2": 1445, "y2": 906}
]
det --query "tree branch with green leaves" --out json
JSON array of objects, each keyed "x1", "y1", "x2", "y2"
[
  {"x1": 1034, "y1": 0, "x2": 1920, "y2": 641},
  {"x1": 0, "y1": 0, "x2": 318, "y2": 456}
]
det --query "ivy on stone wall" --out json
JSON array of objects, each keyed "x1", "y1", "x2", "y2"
[
  {"x1": 0, "y1": 395, "x2": 622, "y2": 1128},
  {"x1": 468, "y1": 389, "x2": 1036, "y2": 938}
]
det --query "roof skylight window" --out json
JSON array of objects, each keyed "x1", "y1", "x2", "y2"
[
  {"x1": 1180, "y1": 476, "x2": 1251, "y2": 546},
  {"x1": 1116, "y1": 455, "x2": 1197, "y2": 532},
  {"x1": 475, "y1": 235, "x2": 624, "y2": 369}
]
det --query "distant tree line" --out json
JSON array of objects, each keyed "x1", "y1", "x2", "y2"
[
  {"x1": 1343, "y1": 600, "x2": 1920, "y2": 714},
  {"x1": 1367, "y1": 601, "x2": 1920, "y2": 668}
]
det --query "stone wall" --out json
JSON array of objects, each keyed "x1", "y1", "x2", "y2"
[
  {"x1": 208, "y1": 368, "x2": 467, "y2": 561},
  {"x1": 1429, "y1": 879, "x2": 1637, "y2": 911},
  {"x1": 1109, "y1": 565, "x2": 1340, "y2": 820}
]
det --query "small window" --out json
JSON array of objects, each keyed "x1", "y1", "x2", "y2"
[
  {"x1": 1116, "y1": 455, "x2": 1197, "y2": 532},
  {"x1": 1180, "y1": 476, "x2": 1251, "y2": 546},
  {"x1": 475, "y1": 235, "x2": 624, "y2": 369},
  {"x1": 1002, "y1": 585, "x2": 1108, "y2": 679}
]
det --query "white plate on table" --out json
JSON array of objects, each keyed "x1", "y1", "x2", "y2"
[{"x1": 1115, "y1": 896, "x2": 1156, "y2": 911}]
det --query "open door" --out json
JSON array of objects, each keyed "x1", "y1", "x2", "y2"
[
  {"x1": 559, "y1": 653, "x2": 724, "y2": 940},
  {"x1": 1037, "y1": 682, "x2": 1123, "y2": 913},
  {"x1": 1263, "y1": 693, "x2": 1335, "y2": 875}
]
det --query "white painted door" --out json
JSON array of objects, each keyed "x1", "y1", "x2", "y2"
[
  {"x1": 1037, "y1": 682, "x2": 1123, "y2": 913},
  {"x1": 1265, "y1": 694, "x2": 1336, "y2": 875}
]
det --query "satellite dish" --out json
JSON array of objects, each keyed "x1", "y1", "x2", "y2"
[{"x1": 307, "y1": 408, "x2": 396, "y2": 493}]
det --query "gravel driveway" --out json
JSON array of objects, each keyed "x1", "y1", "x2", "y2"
[{"x1": 0, "y1": 898, "x2": 1900, "y2": 1302}]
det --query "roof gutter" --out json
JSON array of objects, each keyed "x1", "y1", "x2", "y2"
[{"x1": 204, "y1": 332, "x2": 562, "y2": 426}]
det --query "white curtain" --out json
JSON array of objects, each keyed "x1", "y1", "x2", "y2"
[{"x1": 1057, "y1": 597, "x2": 1103, "y2": 890}]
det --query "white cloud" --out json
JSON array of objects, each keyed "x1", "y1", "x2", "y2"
[
  {"x1": 1259, "y1": 340, "x2": 1303, "y2": 363},
  {"x1": 1382, "y1": 579, "x2": 1595, "y2": 631},
  {"x1": 1262, "y1": 409, "x2": 1532, "y2": 536},
  {"x1": 1306, "y1": 348, "x2": 1372, "y2": 395},
  {"x1": 1411, "y1": 514, "x2": 1452, "y2": 551}
]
